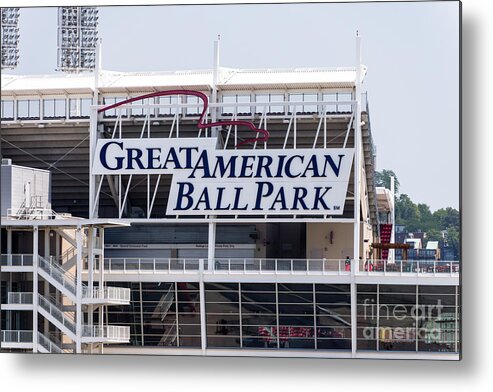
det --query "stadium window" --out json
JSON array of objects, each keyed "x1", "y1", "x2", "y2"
[
  {"x1": 43, "y1": 98, "x2": 66, "y2": 118},
  {"x1": 221, "y1": 95, "x2": 236, "y2": 115},
  {"x1": 289, "y1": 93, "x2": 303, "y2": 113},
  {"x1": 303, "y1": 93, "x2": 318, "y2": 113},
  {"x1": 187, "y1": 96, "x2": 200, "y2": 115},
  {"x1": 338, "y1": 92, "x2": 352, "y2": 112},
  {"x1": 17, "y1": 99, "x2": 40, "y2": 119},
  {"x1": 255, "y1": 94, "x2": 269, "y2": 113},
  {"x1": 269, "y1": 94, "x2": 284, "y2": 113},
  {"x1": 69, "y1": 98, "x2": 91, "y2": 118},
  {"x1": 1, "y1": 100, "x2": 14, "y2": 120},
  {"x1": 237, "y1": 95, "x2": 251, "y2": 115}
]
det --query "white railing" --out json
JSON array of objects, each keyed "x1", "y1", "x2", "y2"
[
  {"x1": 1, "y1": 254, "x2": 33, "y2": 266},
  {"x1": 38, "y1": 294, "x2": 76, "y2": 334},
  {"x1": 50, "y1": 246, "x2": 76, "y2": 265},
  {"x1": 6, "y1": 207, "x2": 63, "y2": 220},
  {"x1": 1, "y1": 330, "x2": 33, "y2": 343},
  {"x1": 103, "y1": 257, "x2": 203, "y2": 273},
  {"x1": 7, "y1": 292, "x2": 33, "y2": 304},
  {"x1": 38, "y1": 256, "x2": 77, "y2": 296},
  {"x1": 359, "y1": 259, "x2": 460, "y2": 276},
  {"x1": 82, "y1": 286, "x2": 131, "y2": 303},
  {"x1": 157, "y1": 287, "x2": 174, "y2": 321},
  {"x1": 159, "y1": 321, "x2": 177, "y2": 346},
  {"x1": 211, "y1": 258, "x2": 349, "y2": 274},
  {"x1": 102, "y1": 257, "x2": 350, "y2": 275},
  {"x1": 82, "y1": 325, "x2": 130, "y2": 341},
  {"x1": 37, "y1": 332, "x2": 63, "y2": 353}
]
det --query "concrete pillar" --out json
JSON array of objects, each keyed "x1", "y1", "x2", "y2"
[
  {"x1": 75, "y1": 227, "x2": 83, "y2": 353},
  {"x1": 44, "y1": 229, "x2": 50, "y2": 336},
  {"x1": 207, "y1": 222, "x2": 216, "y2": 271},
  {"x1": 32, "y1": 227, "x2": 39, "y2": 352}
]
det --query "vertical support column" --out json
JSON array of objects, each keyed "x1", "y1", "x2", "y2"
[
  {"x1": 32, "y1": 227, "x2": 39, "y2": 352},
  {"x1": 6, "y1": 229, "x2": 12, "y2": 330},
  {"x1": 211, "y1": 36, "x2": 220, "y2": 137},
  {"x1": 43, "y1": 229, "x2": 50, "y2": 336},
  {"x1": 89, "y1": 38, "x2": 102, "y2": 219},
  {"x1": 75, "y1": 227, "x2": 83, "y2": 353},
  {"x1": 87, "y1": 227, "x2": 94, "y2": 339},
  {"x1": 139, "y1": 282, "x2": 144, "y2": 346},
  {"x1": 351, "y1": 32, "x2": 363, "y2": 358},
  {"x1": 99, "y1": 227, "x2": 105, "y2": 354},
  {"x1": 207, "y1": 222, "x2": 216, "y2": 271},
  {"x1": 390, "y1": 176, "x2": 396, "y2": 262},
  {"x1": 199, "y1": 258, "x2": 207, "y2": 354},
  {"x1": 7, "y1": 228, "x2": 12, "y2": 253}
]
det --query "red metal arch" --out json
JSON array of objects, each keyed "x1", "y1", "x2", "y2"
[{"x1": 97, "y1": 89, "x2": 270, "y2": 147}]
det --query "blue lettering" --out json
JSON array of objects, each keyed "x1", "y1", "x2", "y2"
[
  {"x1": 100, "y1": 141, "x2": 124, "y2": 170},
  {"x1": 253, "y1": 182, "x2": 273, "y2": 210},
  {"x1": 313, "y1": 187, "x2": 332, "y2": 210},
  {"x1": 175, "y1": 182, "x2": 194, "y2": 210},
  {"x1": 323, "y1": 155, "x2": 344, "y2": 177}
]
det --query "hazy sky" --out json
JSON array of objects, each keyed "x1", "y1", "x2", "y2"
[{"x1": 6, "y1": 1, "x2": 460, "y2": 211}]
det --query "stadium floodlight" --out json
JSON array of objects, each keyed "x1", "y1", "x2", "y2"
[
  {"x1": 57, "y1": 6, "x2": 98, "y2": 72},
  {"x1": 1, "y1": 8, "x2": 20, "y2": 70}
]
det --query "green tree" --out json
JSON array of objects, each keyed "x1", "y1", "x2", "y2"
[
  {"x1": 374, "y1": 169, "x2": 400, "y2": 193},
  {"x1": 395, "y1": 194, "x2": 421, "y2": 232}
]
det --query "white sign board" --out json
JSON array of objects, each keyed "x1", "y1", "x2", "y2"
[{"x1": 92, "y1": 138, "x2": 354, "y2": 216}]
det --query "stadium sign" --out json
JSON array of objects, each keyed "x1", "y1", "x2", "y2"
[{"x1": 92, "y1": 138, "x2": 354, "y2": 215}]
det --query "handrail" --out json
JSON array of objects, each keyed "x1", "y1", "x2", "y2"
[
  {"x1": 1, "y1": 330, "x2": 33, "y2": 343},
  {"x1": 7, "y1": 292, "x2": 33, "y2": 304},
  {"x1": 38, "y1": 255, "x2": 78, "y2": 296},
  {"x1": 37, "y1": 331, "x2": 63, "y2": 353},
  {"x1": 100, "y1": 257, "x2": 460, "y2": 276},
  {"x1": 38, "y1": 294, "x2": 76, "y2": 334},
  {"x1": 82, "y1": 286, "x2": 131, "y2": 302},
  {"x1": 0, "y1": 253, "x2": 34, "y2": 266},
  {"x1": 82, "y1": 325, "x2": 130, "y2": 341},
  {"x1": 359, "y1": 259, "x2": 460, "y2": 275}
]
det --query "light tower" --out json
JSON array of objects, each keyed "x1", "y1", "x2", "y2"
[
  {"x1": 57, "y1": 6, "x2": 99, "y2": 72},
  {"x1": 1, "y1": 8, "x2": 20, "y2": 70}
]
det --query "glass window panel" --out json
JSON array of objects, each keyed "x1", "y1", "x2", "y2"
[
  {"x1": 1, "y1": 100, "x2": 14, "y2": 119},
  {"x1": 303, "y1": 93, "x2": 317, "y2": 112},
  {"x1": 205, "y1": 283, "x2": 238, "y2": 291},
  {"x1": 187, "y1": 96, "x2": 200, "y2": 115},
  {"x1": 237, "y1": 95, "x2": 251, "y2": 114},
  {"x1": 316, "y1": 292, "x2": 351, "y2": 304},
  {"x1": 419, "y1": 285, "x2": 456, "y2": 295},
  {"x1": 278, "y1": 303, "x2": 313, "y2": 315},
  {"x1": 241, "y1": 293, "x2": 276, "y2": 303},
  {"x1": 44, "y1": 99, "x2": 56, "y2": 118},
  {"x1": 255, "y1": 94, "x2": 269, "y2": 113},
  {"x1": 317, "y1": 338, "x2": 351, "y2": 350},
  {"x1": 241, "y1": 283, "x2": 276, "y2": 292},
  {"x1": 206, "y1": 302, "x2": 239, "y2": 314},
  {"x1": 80, "y1": 98, "x2": 91, "y2": 116},
  {"x1": 54, "y1": 99, "x2": 66, "y2": 117},
  {"x1": 278, "y1": 292, "x2": 313, "y2": 303},
  {"x1": 207, "y1": 336, "x2": 241, "y2": 348},
  {"x1": 29, "y1": 100, "x2": 40, "y2": 117}
]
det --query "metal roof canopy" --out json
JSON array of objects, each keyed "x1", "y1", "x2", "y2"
[
  {"x1": 1, "y1": 218, "x2": 130, "y2": 229},
  {"x1": 1, "y1": 66, "x2": 366, "y2": 96}
]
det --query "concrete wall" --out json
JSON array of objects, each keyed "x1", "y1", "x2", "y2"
[
  {"x1": 306, "y1": 222, "x2": 374, "y2": 260},
  {"x1": 1, "y1": 162, "x2": 51, "y2": 216},
  {"x1": 1, "y1": 164, "x2": 12, "y2": 217}
]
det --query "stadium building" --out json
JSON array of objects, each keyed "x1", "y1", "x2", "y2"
[{"x1": 0, "y1": 36, "x2": 460, "y2": 359}]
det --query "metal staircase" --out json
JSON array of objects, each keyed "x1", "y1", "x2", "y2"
[
  {"x1": 38, "y1": 293, "x2": 77, "y2": 341},
  {"x1": 37, "y1": 331, "x2": 66, "y2": 354}
]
